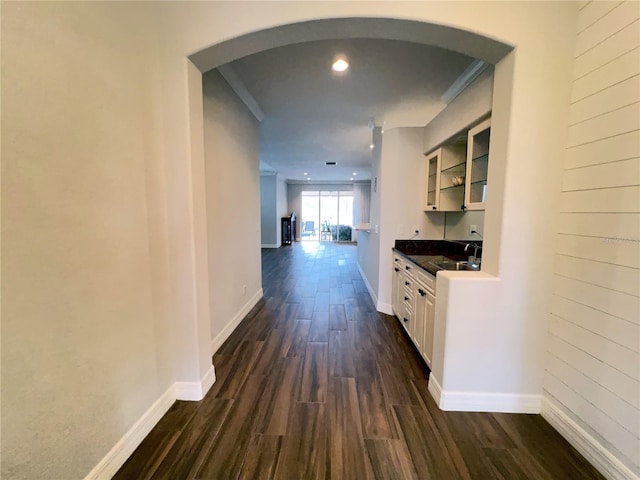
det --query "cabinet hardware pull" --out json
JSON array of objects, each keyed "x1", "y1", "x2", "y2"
[
  {"x1": 404, "y1": 296, "x2": 409, "y2": 301},
  {"x1": 418, "y1": 289, "x2": 426, "y2": 296},
  {"x1": 405, "y1": 266, "x2": 411, "y2": 270},
  {"x1": 403, "y1": 318, "x2": 408, "y2": 323},
  {"x1": 394, "y1": 267, "x2": 400, "y2": 272},
  {"x1": 432, "y1": 206, "x2": 437, "y2": 210},
  {"x1": 461, "y1": 204, "x2": 466, "y2": 210},
  {"x1": 394, "y1": 258, "x2": 399, "y2": 262},
  {"x1": 404, "y1": 281, "x2": 410, "y2": 286}
]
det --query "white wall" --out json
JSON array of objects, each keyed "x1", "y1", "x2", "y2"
[
  {"x1": 444, "y1": 211, "x2": 485, "y2": 241},
  {"x1": 1, "y1": 2, "x2": 596, "y2": 478},
  {"x1": 1, "y1": 3, "x2": 178, "y2": 479},
  {"x1": 203, "y1": 70, "x2": 263, "y2": 346},
  {"x1": 260, "y1": 174, "x2": 278, "y2": 246},
  {"x1": 377, "y1": 127, "x2": 446, "y2": 312},
  {"x1": 542, "y1": 2, "x2": 640, "y2": 478},
  {"x1": 358, "y1": 128, "x2": 383, "y2": 300}
]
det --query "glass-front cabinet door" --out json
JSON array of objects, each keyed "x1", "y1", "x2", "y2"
[
  {"x1": 424, "y1": 149, "x2": 441, "y2": 211},
  {"x1": 464, "y1": 118, "x2": 491, "y2": 210}
]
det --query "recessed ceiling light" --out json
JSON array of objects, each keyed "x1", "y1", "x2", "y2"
[
  {"x1": 353, "y1": 172, "x2": 357, "y2": 176},
  {"x1": 307, "y1": 177, "x2": 311, "y2": 180},
  {"x1": 350, "y1": 177, "x2": 354, "y2": 181},
  {"x1": 369, "y1": 144, "x2": 374, "y2": 149},
  {"x1": 303, "y1": 172, "x2": 307, "y2": 176},
  {"x1": 332, "y1": 56, "x2": 349, "y2": 72}
]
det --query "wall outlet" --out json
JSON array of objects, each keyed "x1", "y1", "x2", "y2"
[{"x1": 469, "y1": 224, "x2": 478, "y2": 235}]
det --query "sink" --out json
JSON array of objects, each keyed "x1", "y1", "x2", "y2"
[{"x1": 429, "y1": 260, "x2": 480, "y2": 271}]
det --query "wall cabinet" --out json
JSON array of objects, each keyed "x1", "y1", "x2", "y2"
[
  {"x1": 424, "y1": 118, "x2": 491, "y2": 212},
  {"x1": 424, "y1": 145, "x2": 466, "y2": 211},
  {"x1": 391, "y1": 253, "x2": 436, "y2": 368},
  {"x1": 464, "y1": 118, "x2": 491, "y2": 210}
]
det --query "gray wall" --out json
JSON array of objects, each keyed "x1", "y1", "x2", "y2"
[
  {"x1": 260, "y1": 174, "x2": 278, "y2": 246},
  {"x1": 203, "y1": 70, "x2": 262, "y2": 342}
]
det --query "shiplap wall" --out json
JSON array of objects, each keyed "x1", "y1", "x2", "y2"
[{"x1": 543, "y1": 2, "x2": 640, "y2": 479}]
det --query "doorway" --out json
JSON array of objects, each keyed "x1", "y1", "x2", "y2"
[{"x1": 300, "y1": 191, "x2": 354, "y2": 242}]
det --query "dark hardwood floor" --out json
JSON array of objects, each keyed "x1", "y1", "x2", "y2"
[{"x1": 114, "y1": 241, "x2": 604, "y2": 480}]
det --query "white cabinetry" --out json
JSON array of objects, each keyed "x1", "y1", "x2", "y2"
[
  {"x1": 424, "y1": 145, "x2": 467, "y2": 212},
  {"x1": 424, "y1": 117, "x2": 491, "y2": 212},
  {"x1": 464, "y1": 118, "x2": 491, "y2": 210},
  {"x1": 391, "y1": 253, "x2": 436, "y2": 368}
]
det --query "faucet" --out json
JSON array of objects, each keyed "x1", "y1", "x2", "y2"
[{"x1": 464, "y1": 242, "x2": 482, "y2": 267}]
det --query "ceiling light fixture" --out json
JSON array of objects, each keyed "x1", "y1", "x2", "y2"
[
  {"x1": 307, "y1": 177, "x2": 311, "y2": 181},
  {"x1": 332, "y1": 56, "x2": 349, "y2": 73},
  {"x1": 303, "y1": 172, "x2": 308, "y2": 176},
  {"x1": 369, "y1": 144, "x2": 374, "y2": 149},
  {"x1": 350, "y1": 177, "x2": 354, "y2": 181},
  {"x1": 353, "y1": 172, "x2": 357, "y2": 176}
]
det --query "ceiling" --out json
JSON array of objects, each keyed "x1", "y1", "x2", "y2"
[{"x1": 226, "y1": 38, "x2": 475, "y2": 182}]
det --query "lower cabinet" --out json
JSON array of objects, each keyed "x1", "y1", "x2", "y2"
[{"x1": 392, "y1": 253, "x2": 436, "y2": 368}]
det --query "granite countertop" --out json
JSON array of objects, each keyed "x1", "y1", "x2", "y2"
[{"x1": 393, "y1": 240, "x2": 482, "y2": 275}]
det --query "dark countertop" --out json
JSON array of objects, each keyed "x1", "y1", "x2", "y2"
[{"x1": 393, "y1": 240, "x2": 482, "y2": 276}]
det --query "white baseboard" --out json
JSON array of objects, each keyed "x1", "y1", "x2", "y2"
[
  {"x1": 261, "y1": 244, "x2": 279, "y2": 248},
  {"x1": 174, "y1": 365, "x2": 217, "y2": 401},
  {"x1": 428, "y1": 375, "x2": 443, "y2": 405},
  {"x1": 210, "y1": 288, "x2": 263, "y2": 356},
  {"x1": 83, "y1": 384, "x2": 176, "y2": 480},
  {"x1": 356, "y1": 262, "x2": 379, "y2": 309},
  {"x1": 541, "y1": 397, "x2": 637, "y2": 480},
  {"x1": 376, "y1": 301, "x2": 393, "y2": 316},
  {"x1": 437, "y1": 388, "x2": 541, "y2": 413}
]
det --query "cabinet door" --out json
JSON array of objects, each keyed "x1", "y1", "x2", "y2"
[
  {"x1": 423, "y1": 290, "x2": 436, "y2": 367},
  {"x1": 413, "y1": 283, "x2": 427, "y2": 353},
  {"x1": 392, "y1": 258, "x2": 404, "y2": 317},
  {"x1": 464, "y1": 118, "x2": 491, "y2": 210},
  {"x1": 424, "y1": 149, "x2": 441, "y2": 211}
]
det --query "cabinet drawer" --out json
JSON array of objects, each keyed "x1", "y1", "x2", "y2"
[
  {"x1": 403, "y1": 262, "x2": 416, "y2": 278},
  {"x1": 415, "y1": 267, "x2": 435, "y2": 293}
]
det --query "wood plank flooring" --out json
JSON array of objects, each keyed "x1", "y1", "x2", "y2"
[{"x1": 114, "y1": 241, "x2": 605, "y2": 480}]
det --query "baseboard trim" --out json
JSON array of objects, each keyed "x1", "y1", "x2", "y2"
[
  {"x1": 541, "y1": 397, "x2": 636, "y2": 480},
  {"x1": 210, "y1": 288, "x2": 263, "y2": 356},
  {"x1": 261, "y1": 244, "x2": 279, "y2": 248},
  {"x1": 83, "y1": 384, "x2": 176, "y2": 480},
  {"x1": 174, "y1": 365, "x2": 217, "y2": 401},
  {"x1": 428, "y1": 375, "x2": 443, "y2": 405},
  {"x1": 356, "y1": 262, "x2": 379, "y2": 308},
  {"x1": 438, "y1": 389, "x2": 541, "y2": 413},
  {"x1": 376, "y1": 301, "x2": 393, "y2": 316}
]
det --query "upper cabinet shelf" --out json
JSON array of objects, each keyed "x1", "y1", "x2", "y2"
[
  {"x1": 424, "y1": 145, "x2": 466, "y2": 211},
  {"x1": 424, "y1": 117, "x2": 491, "y2": 212},
  {"x1": 464, "y1": 118, "x2": 491, "y2": 210}
]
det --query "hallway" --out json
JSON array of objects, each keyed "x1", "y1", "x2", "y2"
[{"x1": 114, "y1": 242, "x2": 603, "y2": 480}]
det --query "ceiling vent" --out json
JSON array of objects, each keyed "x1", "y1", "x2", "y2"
[{"x1": 325, "y1": 161, "x2": 337, "y2": 166}]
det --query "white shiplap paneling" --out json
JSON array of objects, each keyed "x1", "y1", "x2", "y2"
[
  {"x1": 577, "y1": 1, "x2": 624, "y2": 34},
  {"x1": 574, "y1": 20, "x2": 640, "y2": 79},
  {"x1": 562, "y1": 158, "x2": 640, "y2": 191},
  {"x1": 575, "y1": 3, "x2": 639, "y2": 57},
  {"x1": 546, "y1": 3, "x2": 640, "y2": 476},
  {"x1": 552, "y1": 275, "x2": 640, "y2": 325},
  {"x1": 569, "y1": 75, "x2": 640, "y2": 125},
  {"x1": 565, "y1": 130, "x2": 640, "y2": 169},
  {"x1": 571, "y1": 47, "x2": 639, "y2": 103},
  {"x1": 547, "y1": 334, "x2": 640, "y2": 408},
  {"x1": 556, "y1": 234, "x2": 640, "y2": 268},
  {"x1": 554, "y1": 254, "x2": 640, "y2": 297},
  {"x1": 556, "y1": 212, "x2": 640, "y2": 240},
  {"x1": 559, "y1": 185, "x2": 640, "y2": 213}
]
